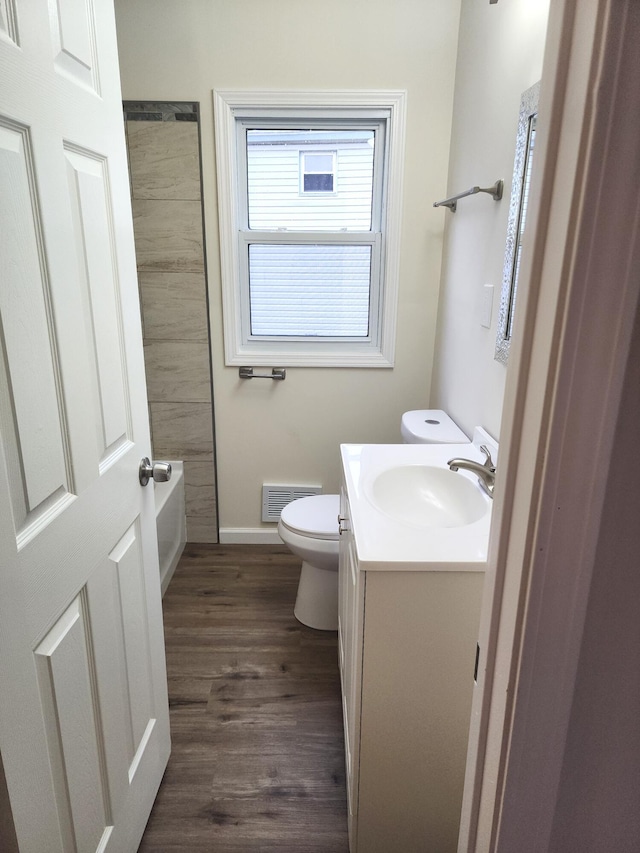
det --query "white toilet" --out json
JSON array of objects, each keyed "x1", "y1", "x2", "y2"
[
  {"x1": 400, "y1": 408, "x2": 468, "y2": 445},
  {"x1": 278, "y1": 494, "x2": 341, "y2": 630},
  {"x1": 277, "y1": 409, "x2": 469, "y2": 630}
]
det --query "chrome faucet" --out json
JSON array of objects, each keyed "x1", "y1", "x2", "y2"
[{"x1": 448, "y1": 445, "x2": 496, "y2": 498}]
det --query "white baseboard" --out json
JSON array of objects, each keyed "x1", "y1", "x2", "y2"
[{"x1": 219, "y1": 527, "x2": 283, "y2": 545}]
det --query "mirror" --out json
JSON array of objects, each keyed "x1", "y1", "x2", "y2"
[{"x1": 495, "y1": 81, "x2": 540, "y2": 365}]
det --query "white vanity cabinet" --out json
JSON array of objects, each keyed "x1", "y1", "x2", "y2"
[{"x1": 338, "y1": 478, "x2": 485, "y2": 853}]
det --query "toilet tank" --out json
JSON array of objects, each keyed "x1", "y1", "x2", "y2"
[{"x1": 401, "y1": 409, "x2": 469, "y2": 444}]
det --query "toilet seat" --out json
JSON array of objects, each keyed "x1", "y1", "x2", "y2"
[{"x1": 279, "y1": 494, "x2": 340, "y2": 541}]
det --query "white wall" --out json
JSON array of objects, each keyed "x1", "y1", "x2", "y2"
[
  {"x1": 114, "y1": 0, "x2": 461, "y2": 533},
  {"x1": 431, "y1": 0, "x2": 550, "y2": 440}
]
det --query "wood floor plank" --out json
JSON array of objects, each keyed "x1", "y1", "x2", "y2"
[{"x1": 138, "y1": 544, "x2": 349, "y2": 852}]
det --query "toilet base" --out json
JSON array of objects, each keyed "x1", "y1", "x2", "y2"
[{"x1": 294, "y1": 560, "x2": 338, "y2": 631}]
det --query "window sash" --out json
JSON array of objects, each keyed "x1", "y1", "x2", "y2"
[
  {"x1": 237, "y1": 118, "x2": 385, "y2": 233},
  {"x1": 238, "y1": 231, "x2": 382, "y2": 344},
  {"x1": 236, "y1": 117, "x2": 384, "y2": 346}
]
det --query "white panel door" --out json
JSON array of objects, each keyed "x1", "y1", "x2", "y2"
[{"x1": 0, "y1": 1, "x2": 171, "y2": 851}]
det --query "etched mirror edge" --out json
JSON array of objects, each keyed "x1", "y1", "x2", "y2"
[{"x1": 495, "y1": 80, "x2": 541, "y2": 366}]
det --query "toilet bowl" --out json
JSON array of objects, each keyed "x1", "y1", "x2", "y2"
[
  {"x1": 278, "y1": 494, "x2": 340, "y2": 630},
  {"x1": 278, "y1": 410, "x2": 469, "y2": 630}
]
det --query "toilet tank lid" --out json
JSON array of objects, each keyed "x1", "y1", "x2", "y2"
[
  {"x1": 280, "y1": 494, "x2": 340, "y2": 540},
  {"x1": 401, "y1": 409, "x2": 469, "y2": 443}
]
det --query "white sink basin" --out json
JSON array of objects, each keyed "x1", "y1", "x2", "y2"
[
  {"x1": 341, "y1": 439, "x2": 495, "y2": 568},
  {"x1": 366, "y1": 464, "x2": 489, "y2": 529}
]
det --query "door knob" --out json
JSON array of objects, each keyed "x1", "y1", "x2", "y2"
[{"x1": 139, "y1": 457, "x2": 172, "y2": 487}]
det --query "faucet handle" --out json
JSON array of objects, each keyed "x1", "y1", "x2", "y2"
[{"x1": 479, "y1": 445, "x2": 495, "y2": 469}]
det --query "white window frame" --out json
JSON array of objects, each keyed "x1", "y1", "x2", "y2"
[{"x1": 213, "y1": 89, "x2": 407, "y2": 368}]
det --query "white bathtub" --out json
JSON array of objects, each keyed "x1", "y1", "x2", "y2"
[{"x1": 154, "y1": 460, "x2": 186, "y2": 596}]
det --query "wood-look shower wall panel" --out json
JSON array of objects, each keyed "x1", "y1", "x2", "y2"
[{"x1": 125, "y1": 106, "x2": 217, "y2": 543}]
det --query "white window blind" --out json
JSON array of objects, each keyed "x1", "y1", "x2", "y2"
[{"x1": 248, "y1": 244, "x2": 372, "y2": 336}]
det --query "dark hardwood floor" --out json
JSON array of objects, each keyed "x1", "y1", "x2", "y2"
[{"x1": 138, "y1": 544, "x2": 349, "y2": 852}]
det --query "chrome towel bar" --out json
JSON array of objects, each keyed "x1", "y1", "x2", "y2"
[
  {"x1": 434, "y1": 179, "x2": 503, "y2": 213},
  {"x1": 239, "y1": 367, "x2": 286, "y2": 381}
]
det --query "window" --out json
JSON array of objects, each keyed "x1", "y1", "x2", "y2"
[
  {"x1": 214, "y1": 90, "x2": 406, "y2": 367},
  {"x1": 300, "y1": 151, "x2": 336, "y2": 194}
]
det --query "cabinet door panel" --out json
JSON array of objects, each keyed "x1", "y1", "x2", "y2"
[{"x1": 337, "y1": 482, "x2": 365, "y2": 851}]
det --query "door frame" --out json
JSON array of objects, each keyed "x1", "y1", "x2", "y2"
[{"x1": 459, "y1": 0, "x2": 640, "y2": 849}]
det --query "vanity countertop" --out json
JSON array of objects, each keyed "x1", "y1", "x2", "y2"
[{"x1": 340, "y1": 441, "x2": 493, "y2": 571}]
